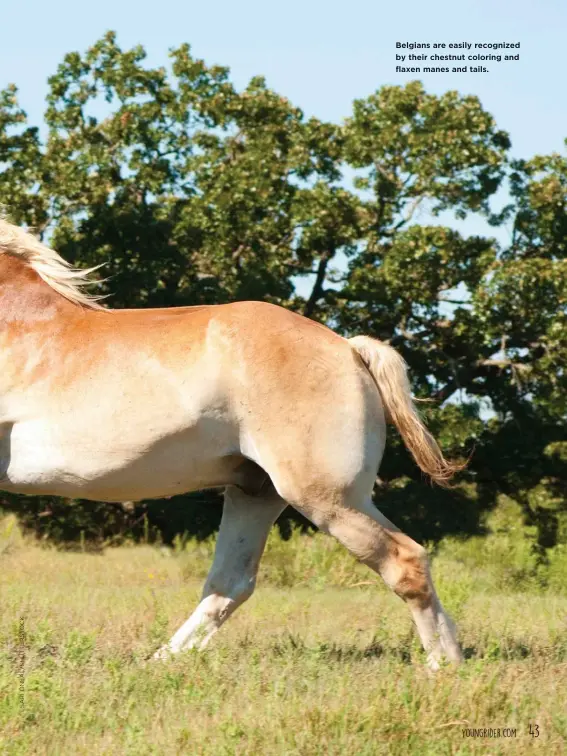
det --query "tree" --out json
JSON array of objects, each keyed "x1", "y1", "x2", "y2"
[{"x1": 0, "y1": 35, "x2": 565, "y2": 555}]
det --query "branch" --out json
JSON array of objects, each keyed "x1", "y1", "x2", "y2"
[
  {"x1": 476, "y1": 358, "x2": 532, "y2": 387},
  {"x1": 391, "y1": 196, "x2": 423, "y2": 231},
  {"x1": 476, "y1": 359, "x2": 531, "y2": 373},
  {"x1": 285, "y1": 262, "x2": 319, "y2": 274},
  {"x1": 433, "y1": 356, "x2": 532, "y2": 405},
  {"x1": 433, "y1": 379, "x2": 459, "y2": 404},
  {"x1": 388, "y1": 326, "x2": 431, "y2": 348},
  {"x1": 303, "y1": 253, "x2": 331, "y2": 318}
]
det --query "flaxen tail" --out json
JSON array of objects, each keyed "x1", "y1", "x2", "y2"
[{"x1": 349, "y1": 335, "x2": 466, "y2": 487}]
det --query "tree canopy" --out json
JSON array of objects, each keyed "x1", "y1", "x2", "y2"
[{"x1": 1, "y1": 32, "x2": 565, "y2": 555}]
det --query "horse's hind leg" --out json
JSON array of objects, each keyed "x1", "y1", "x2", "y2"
[
  {"x1": 293, "y1": 495, "x2": 463, "y2": 670},
  {"x1": 154, "y1": 484, "x2": 285, "y2": 659}
]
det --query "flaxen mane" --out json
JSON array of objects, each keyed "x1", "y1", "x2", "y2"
[{"x1": 0, "y1": 217, "x2": 105, "y2": 310}]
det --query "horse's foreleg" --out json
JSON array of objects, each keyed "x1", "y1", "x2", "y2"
[{"x1": 153, "y1": 484, "x2": 285, "y2": 659}]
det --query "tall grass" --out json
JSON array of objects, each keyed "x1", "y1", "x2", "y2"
[{"x1": 1, "y1": 497, "x2": 566, "y2": 754}]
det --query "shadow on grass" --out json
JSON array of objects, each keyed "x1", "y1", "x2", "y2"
[
  {"x1": 267, "y1": 633, "x2": 567, "y2": 665},
  {"x1": 269, "y1": 633, "x2": 413, "y2": 664},
  {"x1": 463, "y1": 641, "x2": 533, "y2": 661}
]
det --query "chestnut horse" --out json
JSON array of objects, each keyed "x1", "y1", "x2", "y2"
[{"x1": 0, "y1": 218, "x2": 464, "y2": 669}]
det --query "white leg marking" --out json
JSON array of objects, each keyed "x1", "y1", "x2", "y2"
[
  {"x1": 408, "y1": 595, "x2": 463, "y2": 670},
  {"x1": 154, "y1": 485, "x2": 285, "y2": 659}
]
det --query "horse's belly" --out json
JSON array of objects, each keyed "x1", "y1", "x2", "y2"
[{"x1": 0, "y1": 418, "x2": 240, "y2": 502}]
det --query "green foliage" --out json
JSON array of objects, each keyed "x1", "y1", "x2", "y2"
[{"x1": 0, "y1": 33, "x2": 565, "y2": 551}]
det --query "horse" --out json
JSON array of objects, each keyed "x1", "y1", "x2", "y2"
[{"x1": 0, "y1": 218, "x2": 464, "y2": 669}]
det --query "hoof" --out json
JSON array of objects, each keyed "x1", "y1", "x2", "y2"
[
  {"x1": 426, "y1": 652, "x2": 441, "y2": 672},
  {"x1": 152, "y1": 646, "x2": 172, "y2": 661},
  {"x1": 426, "y1": 649, "x2": 463, "y2": 672}
]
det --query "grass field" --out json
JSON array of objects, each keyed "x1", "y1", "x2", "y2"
[{"x1": 1, "y1": 498, "x2": 566, "y2": 754}]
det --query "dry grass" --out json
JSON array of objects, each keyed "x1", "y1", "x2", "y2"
[{"x1": 1, "y1": 502, "x2": 566, "y2": 754}]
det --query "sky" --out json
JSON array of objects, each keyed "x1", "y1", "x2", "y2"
[{"x1": 1, "y1": 0, "x2": 565, "y2": 251}]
